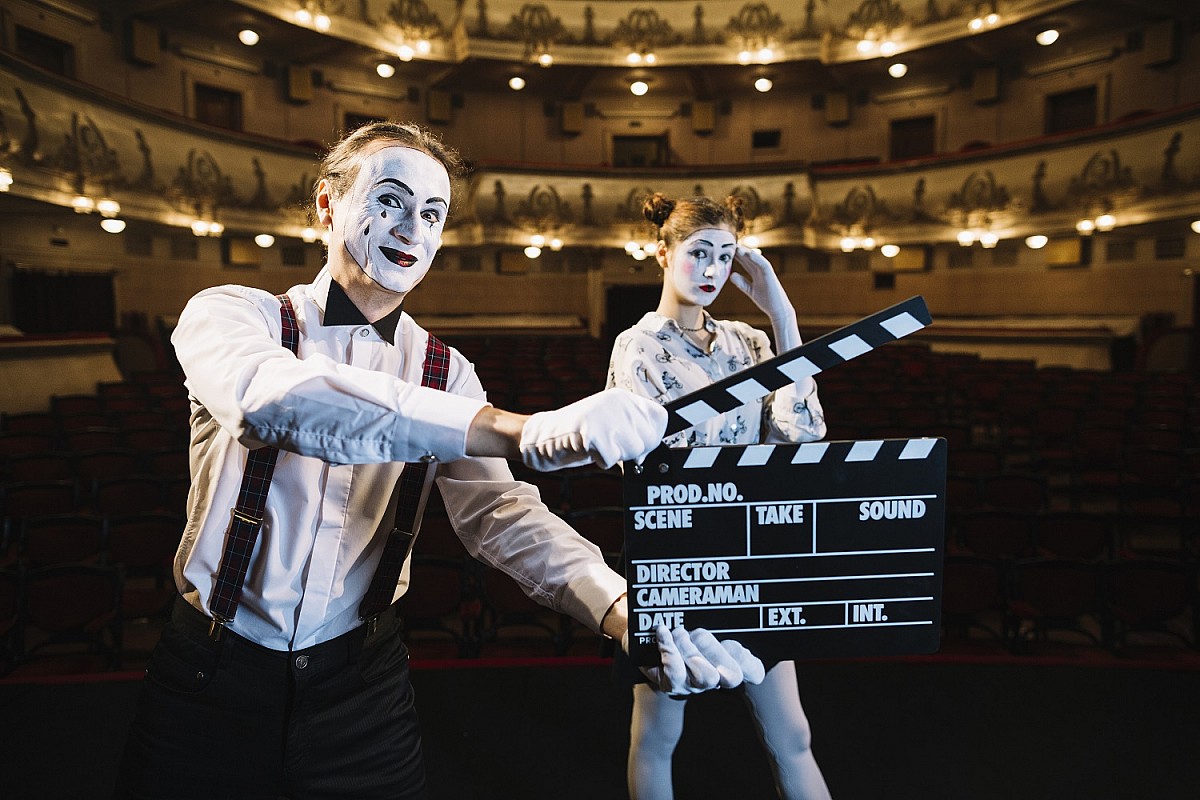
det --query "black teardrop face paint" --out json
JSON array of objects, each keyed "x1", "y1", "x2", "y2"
[
  {"x1": 363, "y1": 224, "x2": 370, "y2": 238},
  {"x1": 381, "y1": 210, "x2": 388, "y2": 218}
]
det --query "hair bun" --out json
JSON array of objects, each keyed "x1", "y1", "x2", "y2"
[
  {"x1": 643, "y1": 192, "x2": 676, "y2": 228},
  {"x1": 725, "y1": 195, "x2": 746, "y2": 234}
]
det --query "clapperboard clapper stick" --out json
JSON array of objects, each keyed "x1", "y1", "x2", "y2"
[
  {"x1": 662, "y1": 294, "x2": 932, "y2": 436},
  {"x1": 622, "y1": 295, "x2": 948, "y2": 666}
]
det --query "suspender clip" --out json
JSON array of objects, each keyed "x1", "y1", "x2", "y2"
[{"x1": 208, "y1": 615, "x2": 229, "y2": 642}]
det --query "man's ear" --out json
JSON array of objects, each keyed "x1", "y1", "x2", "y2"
[{"x1": 315, "y1": 179, "x2": 334, "y2": 227}]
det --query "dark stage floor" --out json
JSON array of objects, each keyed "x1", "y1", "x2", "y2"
[{"x1": 2, "y1": 651, "x2": 1198, "y2": 800}]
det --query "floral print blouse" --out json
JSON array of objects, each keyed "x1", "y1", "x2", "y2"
[{"x1": 607, "y1": 311, "x2": 826, "y2": 448}]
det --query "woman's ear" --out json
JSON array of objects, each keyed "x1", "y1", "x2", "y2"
[{"x1": 655, "y1": 241, "x2": 668, "y2": 270}]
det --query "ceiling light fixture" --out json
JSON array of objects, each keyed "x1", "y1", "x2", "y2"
[
  {"x1": 879, "y1": 41, "x2": 898, "y2": 57},
  {"x1": 754, "y1": 77, "x2": 773, "y2": 92},
  {"x1": 0, "y1": 167, "x2": 12, "y2": 191},
  {"x1": 1036, "y1": 29, "x2": 1059, "y2": 46},
  {"x1": 537, "y1": 52, "x2": 554, "y2": 67},
  {"x1": 96, "y1": 197, "x2": 121, "y2": 217},
  {"x1": 71, "y1": 194, "x2": 95, "y2": 214},
  {"x1": 238, "y1": 29, "x2": 260, "y2": 46},
  {"x1": 508, "y1": 76, "x2": 526, "y2": 90},
  {"x1": 100, "y1": 218, "x2": 126, "y2": 234},
  {"x1": 630, "y1": 80, "x2": 648, "y2": 96},
  {"x1": 397, "y1": 44, "x2": 414, "y2": 61},
  {"x1": 1025, "y1": 234, "x2": 1048, "y2": 249},
  {"x1": 888, "y1": 63, "x2": 908, "y2": 78},
  {"x1": 254, "y1": 234, "x2": 276, "y2": 248},
  {"x1": 880, "y1": 244, "x2": 900, "y2": 258},
  {"x1": 376, "y1": 63, "x2": 395, "y2": 78}
]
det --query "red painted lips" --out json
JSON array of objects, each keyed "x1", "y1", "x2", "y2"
[{"x1": 379, "y1": 246, "x2": 416, "y2": 267}]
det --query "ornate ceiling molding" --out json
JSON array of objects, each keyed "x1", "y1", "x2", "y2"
[
  {"x1": 232, "y1": 0, "x2": 1082, "y2": 67},
  {"x1": 4, "y1": 57, "x2": 1200, "y2": 251}
]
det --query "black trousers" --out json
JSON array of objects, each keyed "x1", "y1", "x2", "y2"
[{"x1": 113, "y1": 597, "x2": 426, "y2": 800}]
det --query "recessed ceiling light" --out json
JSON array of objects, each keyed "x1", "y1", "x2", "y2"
[
  {"x1": 376, "y1": 63, "x2": 395, "y2": 78},
  {"x1": 254, "y1": 234, "x2": 275, "y2": 248},
  {"x1": 1025, "y1": 234, "x2": 1048, "y2": 249},
  {"x1": 508, "y1": 76, "x2": 526, "y2": 90},
  {"x1": 888, "y1": 63, "x2": 908, "y2": 78},
  {"x1": 754, "y1": 77, "x2": 773, "y2": 92},
  {"x1": 238, "y1": 29, "x2": 259, "y2": 46},
  {"x1": 630, "y1": 80, "x2": 648, "y2": 96}
]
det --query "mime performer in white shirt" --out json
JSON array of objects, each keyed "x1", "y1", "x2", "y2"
[{"x1": 113, "y1": 122, "x2": 763, "y2": 800}]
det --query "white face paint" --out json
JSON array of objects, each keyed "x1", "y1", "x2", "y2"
[
  {"x1": 663, "y1": 227, "x2": 737, "y2": 308},
  {"x1": 330, "y1": 145, "x2": 451, "y2": 295}
]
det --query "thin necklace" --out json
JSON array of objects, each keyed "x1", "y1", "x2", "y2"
[{"x1": 677, "y1": 314, "x2": 707, "y2": 332}]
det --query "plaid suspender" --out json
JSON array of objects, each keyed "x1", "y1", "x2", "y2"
[
  {"x1": 207, "y1": 294, "x2": 299, "y2": 637},
  {"x1": 359, "y1": 333, "x2": 450, "y2": 620},
  {"x1": 206, "y1": 292, "x2": 450, "y2": 638}
]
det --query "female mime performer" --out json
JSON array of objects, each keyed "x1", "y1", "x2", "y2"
[{"x1": 607, "y1": 193, "x2": 833, "y2": 800}]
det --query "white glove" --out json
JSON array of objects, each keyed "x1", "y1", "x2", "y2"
[
  {"x1": 519, "y1": 388, "x2": 668, "y2": 472},
  {"x1": 729, "y1": 245, "x2": 793, "y2": 322},
  {"x1": 631, "y1": 625, "x2": 766, "y2": 696},
  {"x1": 719, "y1": 637, "x2": 766, "y2": 685}
]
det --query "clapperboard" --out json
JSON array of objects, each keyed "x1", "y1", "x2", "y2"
[{"x1": 623, "y1": 296, "x2": 946, "y2": 666}]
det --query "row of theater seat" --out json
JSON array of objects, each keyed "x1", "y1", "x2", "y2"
[{"x1": 1, "y1": 341, "x2": 1197, "y2": 671}]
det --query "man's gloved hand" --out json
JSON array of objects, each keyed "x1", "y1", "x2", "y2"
[
  {"x1": 519, "y1": 388, "x2": 668, "y2": 471},
  {"x1": 628, "y1": 625, "x2": 767, "y2": 696},
  {"x1": 718, "y1": 637, "x2": 767, "y2": 685}
]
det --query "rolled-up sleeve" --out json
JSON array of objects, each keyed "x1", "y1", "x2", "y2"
[{"x1": 172, "y1": 285, "x2": 488, "y2": 465}]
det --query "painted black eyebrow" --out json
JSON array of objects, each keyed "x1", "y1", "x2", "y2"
[
  {"x1": 375, "y1": 178, "x2": 414, "y2": 195},
  {"x1": 375, "y1": 178, "x2": 448, "y2": 207},
  {"x1": 692, "y1": 239, "x2": 735, "y2": 248}
]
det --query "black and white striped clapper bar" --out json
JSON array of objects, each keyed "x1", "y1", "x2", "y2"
[{"x1": 622, "y1": 296, "x2": 947, "y2": 665}]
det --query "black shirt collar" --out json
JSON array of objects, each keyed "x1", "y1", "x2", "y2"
[{"x1": 323, "y1": 279, "x2": 403, "y2": 344}]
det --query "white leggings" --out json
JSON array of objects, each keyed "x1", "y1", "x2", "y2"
[{"x1": 627, "y1": 660, "x2": 832, "y2": 800}]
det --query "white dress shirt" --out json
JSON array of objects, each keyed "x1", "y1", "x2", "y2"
[
  {"x1": 606, "y1": 311, "x2": 826, "y2": 447},
  {"x1": 171, "y1": 266, "x2": 625, "y2": 651}
]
